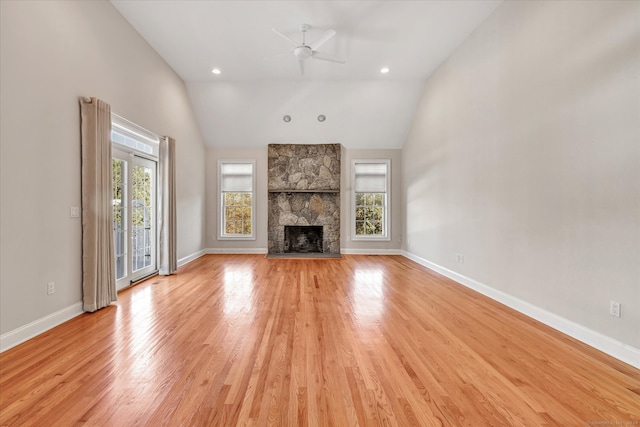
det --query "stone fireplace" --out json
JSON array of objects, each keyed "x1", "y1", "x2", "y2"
[{"x1": 268, "y1": 144, "x2": 341, "y2": 257}]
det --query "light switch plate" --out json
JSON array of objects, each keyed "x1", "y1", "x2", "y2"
[{"x1": 70, "y1": 207, "x2": 80, "y2": 218}]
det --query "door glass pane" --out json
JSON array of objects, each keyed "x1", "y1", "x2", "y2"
[
  {"x1": 132, "y1": 163, "x2": 154, "y2": 273},
  {"x1": 112, "y1": 158, "x2": 126, "y2": 280}
]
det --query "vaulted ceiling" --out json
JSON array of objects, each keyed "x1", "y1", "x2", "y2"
[{"x1": 111, "y1": 0, "x2": 502, "y2": 149}]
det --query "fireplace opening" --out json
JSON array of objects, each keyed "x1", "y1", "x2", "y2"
[{"x1": 284, "y1": 226, "x2": 323, "y2": 253}]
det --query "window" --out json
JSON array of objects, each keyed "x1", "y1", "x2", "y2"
[
  {"x1": 111, "y1": 114, "x2": 159, "y2": 158},
  {"x1": 219, "y1": 160, "x2": 256, "y2": 240},
  {"x1": 353, "y1": 159, "x2": 390, "y2": 241}
]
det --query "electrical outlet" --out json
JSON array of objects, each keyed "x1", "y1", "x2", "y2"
[
  {"x1": 47, "y1": 281, "x2": 55, "y2": 295},
  {"x1": 70, "y1": 207, "x2": 80, "y2": 218},
  {"x1": 457, "y1": 254, "x2": 464, "y2": 263},
  {"x1": 609, "y1": 301, "x2": 620, "y2": 318}
]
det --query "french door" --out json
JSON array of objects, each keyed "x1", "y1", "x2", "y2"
[{"x1": 112, "y1": 149, "x2": 158, "y2": 290}]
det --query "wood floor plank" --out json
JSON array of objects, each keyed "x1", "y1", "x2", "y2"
[{"x1": 1, "y1": 254, "x2": 639, "y2": 426}]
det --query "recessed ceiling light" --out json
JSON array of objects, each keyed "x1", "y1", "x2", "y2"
[
  {"x1": 211, "y1": 68, "x2": 221, "y2": 75},
  {"x1": 380, "y1": 67, "x2": 390, "y2": 74}
]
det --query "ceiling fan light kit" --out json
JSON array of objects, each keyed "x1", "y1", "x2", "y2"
[
  {"x1": 271, "y1": 24, "x2": 345, "y2": 75},
  {"x1": 294, "y1": 46, "x2": 313, "y2": 60}
]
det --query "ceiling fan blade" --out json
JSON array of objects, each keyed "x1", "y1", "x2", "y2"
[
  {"x1": 272, "y1": 28, "x2": 299, "y2": 47},
  {"x1": 298, "y1": 59, "x2": 305, "y2": 76},
  {"x1": 311, "y1": 51, "x2": 345, "y2": 64},
  {"x1": 309, "y1": 29, "x2": 336, "y2": 51}
]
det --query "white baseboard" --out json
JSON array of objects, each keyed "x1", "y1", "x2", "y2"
[
  {"x1": 402, "y1": 250, "x2": 640, "y2": 369},
  {"x1": 177, "y1": 249, "x2": 207, "y2": 267},
  {"x1": 0, "y1": 302, "x2": 84, "y2": 353},
  {"x1": 206, "y1": 247, "x2": 268, "y2": 255},
  {"x1": 178, "y1": 247, "x2": 271, "y2": 267},
  {"x1": 341, "y1": 248, "x2": 403, "y2": 255}
]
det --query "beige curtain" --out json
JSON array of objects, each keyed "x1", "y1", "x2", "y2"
[
  {"x1": 79, "y1": 97, "x2": 117, "y2": 312},
  {"x1": 159, "y1": 136, "x2": 177, "y2": 275}
]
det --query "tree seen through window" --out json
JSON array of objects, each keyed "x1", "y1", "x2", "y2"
[
  {"x1": 224, "y1": 192, "x2": 252, "y2": 235},
  {"x1": 355, "y1": 192, "x2": 384, "y2": 235}
]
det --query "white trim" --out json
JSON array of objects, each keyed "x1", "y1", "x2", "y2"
[
  {"x1": 206, "y1": 247, "x2": 268, "y2": 255},
  {"x1": 177, "y1": 249, "x2": 207, "y2": 267},
  {"x1": 217, "y1": 235, "x2": 257, "y2": 241},
  {"x1": 341, "y1": 248, "x2": 402, "y2": 255},
  {"x1": 111, "y1": 113, "x2": 160, "y2": 159},
  {"x1": 352, "y1": 159, "x2": 391, "y2": 241},
  {"x1": 177, "y1": 248, "x2": 269, "y2": 267},
  {"x1": 218, "y1": 160, "x2": 257, "y2": 240},
  {"x1": 402, "y1": 250, "x2": 640, "y2": 369},
  {"x1": 111, "y1": 113, "x2": 160, "y2": 144},
  {"x1": 0, "y1": 302, "x2": 84, "y2": 353}
]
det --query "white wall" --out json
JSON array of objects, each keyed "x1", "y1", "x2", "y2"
[
  {"x1": 0, "y1": 1, "x2": 206, "y2": 338},
  {"x1": 187, "y1": 81, "x2": 424, "y2": 150},
  {"x1": 402, "y1": 0, "x2": 639, "y2": 356}
]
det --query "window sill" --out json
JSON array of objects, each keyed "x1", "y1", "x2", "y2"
[
  {"x1": 351, "y1": 236, "x2": 391, "y2": 242},
  {"x1": 217, "y1": 236, "x2": 256, "y2": 241}
]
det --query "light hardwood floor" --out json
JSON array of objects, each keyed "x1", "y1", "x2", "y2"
[{"x1": 1, "y1": 255, "x2": 638, "y2": 426}]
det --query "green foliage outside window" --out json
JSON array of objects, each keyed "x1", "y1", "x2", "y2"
[
  {"x1": 131, "y1": 164, "x2": 152, "y2": 227},
  {"x1": 112, "y1": 159, "x2": 124, "y2": 227},
  {"x1": 355, "y1": 192, "x2": 384, "y2": 235},
  {"x1": 112, "y1": 159, "x2": 153, "y2": 227},
  {"x1": 224, "y1": 192, "x2": 252, "y2": 235}
]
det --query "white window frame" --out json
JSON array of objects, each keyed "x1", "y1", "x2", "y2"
[
  {"x1": 111, "y1": 113, "x2": 160, "y2": 289},
  {"x1": 218, "y1": 160, "x2": 256, "y2": 240},
  {"x1": 111, "y1": 113, "x2": 159, "y2": 160},
  {"x1": 352, "y1": 159, "x2": 391, "y2": 241}
]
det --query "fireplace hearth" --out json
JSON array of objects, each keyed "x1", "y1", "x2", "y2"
[{"x1": 285, "y1": 226, "x2": 323, "y2": 253}]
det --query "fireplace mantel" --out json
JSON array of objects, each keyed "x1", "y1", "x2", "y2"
[{"x1": 268, "y1": 189, "x2": 339, "y2": 193}]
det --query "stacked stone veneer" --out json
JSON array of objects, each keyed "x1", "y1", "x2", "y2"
[
  {"x1": 268, "y1": 144, "x2": 341, "y2": 255},
  {"x1": 268, "y1": 144, "x2": 341, "y2": 191}
]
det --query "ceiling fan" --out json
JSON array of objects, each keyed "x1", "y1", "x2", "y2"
[{"x1": 271, "y1": 24, "x2": 345, "y2": 75}]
